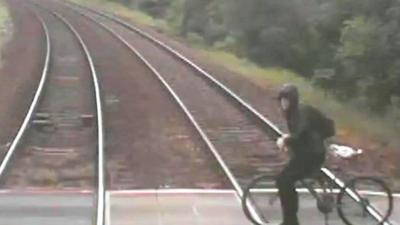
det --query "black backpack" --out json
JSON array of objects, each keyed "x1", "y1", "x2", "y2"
[{"x1": 309, "y1": 106, "x2": 336, "y2": 139}]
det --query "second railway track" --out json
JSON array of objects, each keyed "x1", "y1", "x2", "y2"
[
  {"x1": 0, "y1": 0, "x2": 105, "y2": 224},
  {"x1": 1, "y1": 5, "x2": 99, "y2": 189}
]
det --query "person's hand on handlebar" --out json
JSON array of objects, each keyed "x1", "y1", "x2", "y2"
[{"x1": 276, "y1": 133, "x2": 290, "y2": 152}]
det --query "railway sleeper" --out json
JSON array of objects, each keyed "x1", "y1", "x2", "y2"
[
  {"x1": 32, "y1": 113, "x2": 94, "y2": 130},
  {"x1": 35, "y1": 112, "x2": 50, "y2": 120},
  {"x1": 31, "y1": 146, "x2": 76, "y2": 155},
  {"x1": 32, "y1": 119, "x2": 55, "y2": 133},
  {"x1": 80, "y1": 114, "x2": 94, "y2": 127}
]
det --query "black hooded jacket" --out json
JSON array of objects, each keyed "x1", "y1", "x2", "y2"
[{"x1": 278, "y1": 85, "x2": 326, "y2": 157}]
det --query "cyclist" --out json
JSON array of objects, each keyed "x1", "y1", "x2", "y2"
[{"x1": 275, "y1": 84, "x2": 334, "y2": 225}]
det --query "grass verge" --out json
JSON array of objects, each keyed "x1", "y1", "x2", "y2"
[
  {"x1": 0, "y1": 0, "x2": 10, "y2": 50},
  {"x1": 201, "y1": 49, "x2": 400, "y2": 147}
]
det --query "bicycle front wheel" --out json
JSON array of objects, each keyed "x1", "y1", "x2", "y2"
[
  {"x1": 337, "y1": 177, "x2": 393, "y2": 225},
  {"x1": 241, "y1": 174, "x2": 280, "y2": 225}
]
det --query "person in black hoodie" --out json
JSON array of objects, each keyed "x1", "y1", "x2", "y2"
[{"x1": 275, "y1": 84, "x2": 329, "y2": 225}]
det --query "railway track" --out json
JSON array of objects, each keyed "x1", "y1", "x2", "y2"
[{"x1": 0, "y1": 2, "x2": 105, "y2": 224}]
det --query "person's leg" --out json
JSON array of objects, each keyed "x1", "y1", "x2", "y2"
[
  {"x1": 276, "y1": 154, "x2": 325, "y2": 225},
  {"x1": 276, "y1": 159, "x2": 303, "y2": 225},
  {"x1": 276, "y1": 153, "x2": 325, "y2": 225}
]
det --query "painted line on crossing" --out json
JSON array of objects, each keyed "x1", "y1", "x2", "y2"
[
  {"x1": 108, "y1": 189, "x2": 400, "y2": 198},
  {"x1": 0, "y1": 188, "x2": 397, "y2": 197},
  {"x1": 0, "y1": 189, "x2": 92, "y2": 194},
  {"x1": 109, "y1": 189, "x2": 236, "y2": 195}
]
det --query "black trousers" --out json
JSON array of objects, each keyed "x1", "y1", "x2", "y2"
[{"x1": 276, "y1": 153, "x2": 325, "y2": 225}]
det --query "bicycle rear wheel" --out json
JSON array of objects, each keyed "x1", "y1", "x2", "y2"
[
  {"x1": 241, "y1": 174, "x2": 279, "y2": 225},
  {"x1": 337, "y1": 177, "x2": 393, "y2": 225}
]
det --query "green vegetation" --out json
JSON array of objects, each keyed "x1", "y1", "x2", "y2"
[
  {"x1": 0, "y1": 0, "x2": 10, "y2": 66},
  {"x1": 78, "y1": 0, "x2": 400, "y2": 151},
  {"x1": 72, "y1": 0, "x2": 159, "y2": 27},
  {"x1": 0, "y1": 0, "x2": 10, "y2": 47},
  {"x1": 201, "y1": 48, "x2": 399, "y2": 147}
]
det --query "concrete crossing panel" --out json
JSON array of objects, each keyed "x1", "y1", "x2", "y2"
[{"x1": 0, "y1": 190, "x2": 93, "y2": 225}]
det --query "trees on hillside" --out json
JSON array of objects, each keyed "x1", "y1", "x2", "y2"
[{"x1": 113, "y1": 0, "x2": 400, "y2": 114}]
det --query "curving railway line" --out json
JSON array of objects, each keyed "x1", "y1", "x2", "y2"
[
  {"x1": 0, "y1": 1, "x2": 105, "y2": 224},
  {"x1": 0, "y1": 0, "x2": 395, "y2": 225}
]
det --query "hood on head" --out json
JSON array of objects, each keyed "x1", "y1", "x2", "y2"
[{"x1": 278, "y1": 84, "x2": 299, "y2": 111}]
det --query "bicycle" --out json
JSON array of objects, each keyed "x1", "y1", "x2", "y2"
[{"x1": 241, "y1": 145, "x2": 393, "y2": 225}]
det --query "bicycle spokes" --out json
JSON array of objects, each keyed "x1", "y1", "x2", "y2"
[{"x1": 337, "y1": 177, "x2": 393, "y2": 225}]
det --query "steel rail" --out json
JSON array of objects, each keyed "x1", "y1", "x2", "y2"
[
  {"x1": 29, "y1": 3, "x2": 106, "y2": 225},
  {"x1": 65, "y1": 2, "x2": 395, "y2": 225},
  {"x1": 0, "y1": 9, "x2": 51, "y2": 180},
  {"x1": 50, "y1": 11, "x2": 106, "y2": 225}
]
